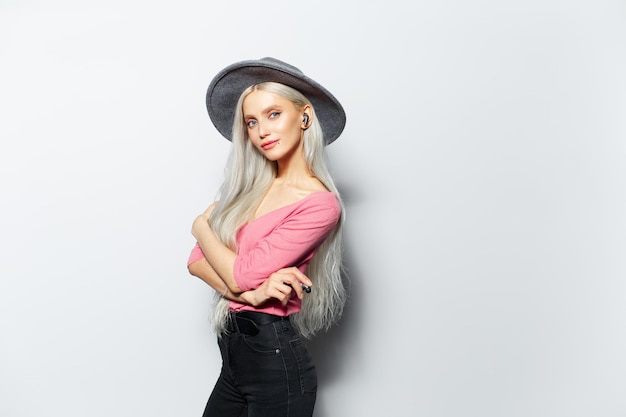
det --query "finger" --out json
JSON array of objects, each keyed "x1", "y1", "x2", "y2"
[
  {"x1": 281, "y1": 292, "x2": 290, "y2": 306},
  {"x1": 284, "y1": 281, "x2": 303, "y2": 299},
  {"x1": 272, "y1": 284, "x2": 291, "y2": 306},
  {"x1": 267, "y1": 271, "x2": 307, "y2": 300},
  {"x1": 289, "y1": 267, "x2": 313, "y2": 287},
  {"x1": 273, "y1": 271, "x2": 308, "y2": 299},
  {"x1": 203, "y1": 201, "x2": 218, "y2": 216},
  {"x1": 270, "y1": 270, "x2": 302, "y2": 299},
  {"x1": 266, "y1": 275, "x2": 296, "y2": 301},
  {"x1": 278, "y1": 267, "x2": 313, "y2": 287},
  {"x1": 270, "y1": 279, "x2": 293, "y2": 300}
]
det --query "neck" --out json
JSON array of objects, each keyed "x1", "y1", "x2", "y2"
[
  {"x1": 275, "y1": 139, "x2": 311, "y2": 182},
  {"x1": 276, "y1": 154, "x2": 311, "y2": 183}
]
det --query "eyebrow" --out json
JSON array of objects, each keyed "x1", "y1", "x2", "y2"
[{"x1": 244, "y1": 105, "x2": 283, "y2": 119}]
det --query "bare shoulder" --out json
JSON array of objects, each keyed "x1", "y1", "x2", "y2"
[
  {"x1": 299, "y1": 177, "x2": 330, "y2": 195},
  {"x1": 275, "y1": 177, "x2": 329, "y2": 199}
]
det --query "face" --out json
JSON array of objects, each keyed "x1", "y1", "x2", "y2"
[{"x1": 242, "y1": 89, "x2": 309, "y2": 162}]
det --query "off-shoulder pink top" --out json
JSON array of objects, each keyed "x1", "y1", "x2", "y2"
[{"x1": 187, "y1": 191, "x2": 341, "y2": 316}]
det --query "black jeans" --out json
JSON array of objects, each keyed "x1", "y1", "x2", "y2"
[{"x1": 202, "y1": 313, "x2": 317, "y2": 417}]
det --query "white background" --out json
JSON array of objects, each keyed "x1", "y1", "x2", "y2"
[{"x1": 1, "y1": 1, "x2": 625, "y2": 416}]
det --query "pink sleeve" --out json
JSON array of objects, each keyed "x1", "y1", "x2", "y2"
[
  {"x1": 187, "y1": 242, "x2": 205, "y2": 265},
  {"x1": 233, "y1": 197, "x2": 341, "y2": 291}
]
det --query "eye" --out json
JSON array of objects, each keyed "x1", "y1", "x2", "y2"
[
  {"x1": 269, "y1": 111, "x2": 280, "y2": 119},
  {"x1": 246, "y1": 119, "x2": 257, "y2": 128}
]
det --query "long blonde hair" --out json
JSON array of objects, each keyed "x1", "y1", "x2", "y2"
[{"x1": 208, "y1": 82, "x2": 346, "y2": 338}]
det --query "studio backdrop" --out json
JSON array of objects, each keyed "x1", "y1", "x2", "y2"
[{"x1": 1, "y1": 1, "x2": 625, "y2": 416}]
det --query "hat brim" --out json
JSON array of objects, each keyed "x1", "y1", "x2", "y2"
[{"x1": 206, "y1": 58, "x2": 346, "y2": 145}]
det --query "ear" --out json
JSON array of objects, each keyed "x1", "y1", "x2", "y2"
[{"x1": 302, "y1": 105, "x2": 312, "y2": 129}]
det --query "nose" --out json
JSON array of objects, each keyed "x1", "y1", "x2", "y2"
[{"x1": 257, "y1": 121, "x2": 270, "y2": 139}]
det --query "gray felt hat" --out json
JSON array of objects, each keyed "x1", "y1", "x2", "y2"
[{"x1": 206, "y1": 57, "x2": 346, "y2": 145}]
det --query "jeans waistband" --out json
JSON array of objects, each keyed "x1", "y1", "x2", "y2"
[{"x1": 229, "y1": 311, "x2": 290, "y2": 336}]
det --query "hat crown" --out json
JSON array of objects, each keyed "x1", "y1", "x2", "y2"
[{"x1": 258, "y1": 57, "x2": 304, "y2": 76}]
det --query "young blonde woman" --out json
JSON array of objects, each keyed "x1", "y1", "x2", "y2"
[{"x1": 187, "y1": 58, "x2": 347, "y2": 417}]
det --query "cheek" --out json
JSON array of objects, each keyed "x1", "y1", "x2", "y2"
[
  {"x1": 280, "y1": 119, "x2": 301, "y2": 136},
  {"x1": 246, "y1": 128, "x2": 259, "y2": 141}
]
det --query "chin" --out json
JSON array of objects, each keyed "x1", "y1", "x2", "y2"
[{"x1": 259, "y1": 151, "x2": 281, "y2": 162}]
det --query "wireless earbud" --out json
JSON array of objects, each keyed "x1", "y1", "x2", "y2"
[{"x1": 303, "y1": 114, "x2": 309, "y2": 125}]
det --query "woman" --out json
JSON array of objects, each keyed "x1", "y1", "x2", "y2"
[{"x1": 187, "y1": 57, "x2": 347, "y2": 417}]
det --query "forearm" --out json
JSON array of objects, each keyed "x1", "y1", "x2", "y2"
[
  {"x1": 188, "y1": 257, "x2": 313, "y2": 308},
  {"x1": 194, "y1": 225, "x2": 242, "y2": 293},
  {"x1": 188, "y1": 258, "x2": 249, "y2": 303}
]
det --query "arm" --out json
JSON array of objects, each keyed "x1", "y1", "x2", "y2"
[
  {"x1": 188, "y1": 257, "x2": 312, "y2": 306},
  {"x1": 187, "y1": 257, "x2": 240, "y2": 301},
  {"x1": 230, "y1": 196, "x2": 341, "y2": 291},
  {"x1": 191, "y1": 204, "x2": 242, "y2": 293},
  {"x1": 192, "y1": 194, "x2": 339, "y2": 293}
]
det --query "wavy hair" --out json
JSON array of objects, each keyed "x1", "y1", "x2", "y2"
[{"x1": 208, "y1": 82, "x2": 346, "y2": 338}]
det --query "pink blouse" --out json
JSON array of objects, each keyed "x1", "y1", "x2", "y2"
[{"x1": 187, "y1": 191, "x2": 341, "y2": 316}]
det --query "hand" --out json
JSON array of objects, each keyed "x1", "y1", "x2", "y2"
[
  {"x1": 191, "y1": 201, "x2": 218, "y2": 239},
  {"x1": 203, "y1": 201, "x2": 219, "y2": 218},
  {"x1": 243, "y1": 267, "x2": 313, "y2": 307}
]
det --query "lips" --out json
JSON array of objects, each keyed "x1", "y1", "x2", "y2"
[{"x1": 261, "y1": 139, "x2": 279, "y2": 150}]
